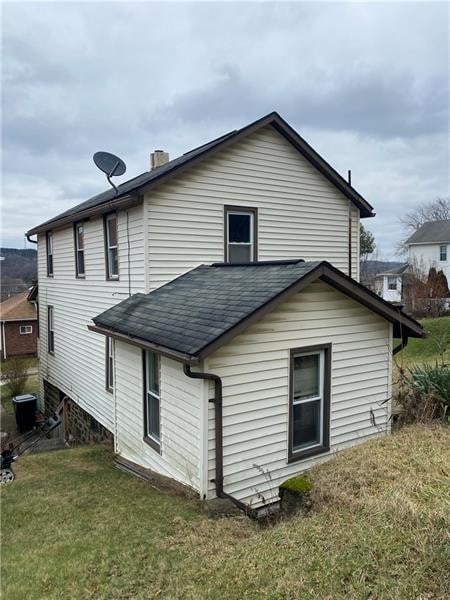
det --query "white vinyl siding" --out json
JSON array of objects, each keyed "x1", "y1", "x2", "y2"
[
  {"x1": 37, "y1": 205, "x2": 145, "y2": 431},
  {"x1": 145, "y1": 125, "x2": 361, "y2": 291},
  {"x1": 114, "y1": 341, "x2": 202, "y2": 492},
  {"x1": 205, "y1": 280, "x2": 391, "y2": 506}
]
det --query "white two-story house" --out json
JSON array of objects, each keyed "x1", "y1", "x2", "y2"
[
  {"x1": 26, "y1": 112, "x2": 423, "y2": 512},
  {"x1": 406, "y1": 220, "x2": 450, "y2": 282}
]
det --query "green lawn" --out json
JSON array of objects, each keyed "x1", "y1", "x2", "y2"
[
  {"x1": 1, "y1": 375, "x2": 39, "y2": 416},
  {"x1": 395, "y1": 316, "x2": 450, "y2": 365},
  {"x1": 2, "y1": 425, "x2": 449, "y2": 599}
]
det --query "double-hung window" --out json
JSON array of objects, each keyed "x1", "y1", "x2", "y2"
[
  {"x1": 440, "y1": 245, "x2": 447, "y2": 262},
  {"x1": 105, "y1": 213, "x2": 119, "y2": 279},
  {"x1": 225, "y1": 206, "x2": 257, "y2": 263},
  {"x1": 144, "y1": 351, "x2": 160, "y2": 451},
  {"x1": 289, "y1": 345, "x2": 330, "y2": 461},
  {"x1": 46, "y1": 232, "x2": 54, "y2": 276},
  {"x1": 106, "y1": 337, "x2": 114, "y2": 392},
  {"x1": 74, "y1": 222, "x2": 85, "y2": 277},
  {"x1": 387, "y1": 275, "x2": 397, "y2": 291},
  {"x1": 47, "y1": 306, "x2": 55, "y2": 354}
]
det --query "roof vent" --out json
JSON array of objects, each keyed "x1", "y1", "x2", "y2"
[{"x1": 151, "y1": 150, "x2": 170, "y2": 170}]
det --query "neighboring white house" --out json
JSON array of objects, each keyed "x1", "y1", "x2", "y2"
[
  {"x1": 26, "y1": 112, "x2": 424, "y2": 512},
  {"x1": 374, "y1": 264, "x2": 409, "y2": 303},
  {"x1": 405, "y1": 220, "x2": 450, "y2": 281}
]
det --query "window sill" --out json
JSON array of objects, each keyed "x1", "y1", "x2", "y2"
[
  {"x1": 288, "y1": 444, "x2": 329, "y2": 463},
  {"x1": 75, "y1": 275, "x2": 86, "y2": 279},
  {"x1": 106, "y1": 277, "x2": 120, "y2": 281},
  {"x1": 105, "y1": 387, "x2": 113, "y2": 395},
  {"x1": 48, "y1": 351, "x2": 55, "y2": 356},
  {"x1": 143, "y1": 435, "x2": 161, "y2": 454}
]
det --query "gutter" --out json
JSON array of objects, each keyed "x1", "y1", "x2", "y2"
[{"x1": 183, "y1": 364, "x2": 258, "y2": 518}]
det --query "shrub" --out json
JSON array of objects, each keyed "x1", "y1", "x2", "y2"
[
  {"x1": 395, "y1": 363, "x2": 450, "y2": 424},
  {"x1": 1, "y1": 358, "x2": 30, "y2": 398}
]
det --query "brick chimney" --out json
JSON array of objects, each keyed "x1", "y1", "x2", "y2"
[{"x1": 150, "y1": 150, "x2": 170, "y2": 170}]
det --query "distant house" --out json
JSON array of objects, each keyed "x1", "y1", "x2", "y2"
[
  {"x1": 405, "y1": 220, "x2": 450, "y2": 281},
  {"x1": 26, "y1": 111, "x2": 424, "y2": 511},
  {"x1": 0, "y1": 287, "x2": 38, "y2": 360},
  {"x1": 373, "y1": 264, "x2": 409, "y2": 303}
]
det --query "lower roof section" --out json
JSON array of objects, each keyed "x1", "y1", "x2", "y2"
[{"x1": 90, "y1": 260, "x2": 425, "y2": 362}]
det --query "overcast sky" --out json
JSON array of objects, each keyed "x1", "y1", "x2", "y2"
[{"x1": 2, "y1": 1, "x2": 449, "y2": 258}]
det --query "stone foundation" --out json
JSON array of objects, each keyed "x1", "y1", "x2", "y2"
[{"x1": 43, "y1": 379, "x2": 113, "y2": 445}]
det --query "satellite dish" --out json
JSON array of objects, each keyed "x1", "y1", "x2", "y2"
[{"x1": 93, "y1": 151, "x2": 126, "y2": 194}]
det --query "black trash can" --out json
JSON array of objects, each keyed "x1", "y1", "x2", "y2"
[{"x1": 12, "y1": 394, "x2": 37, "y2": 433}]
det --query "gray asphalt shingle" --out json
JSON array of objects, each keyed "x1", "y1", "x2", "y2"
[
  {"x1": 92, "y1": 260, "x2": 321, "y2": 357},
  {"x1": 405, "y1": 220, "x2": 450, "y2": 245}
]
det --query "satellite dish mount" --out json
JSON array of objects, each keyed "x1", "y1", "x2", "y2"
[{"x1": 93, "y1": 151, "x2": 127, "y2": 195}]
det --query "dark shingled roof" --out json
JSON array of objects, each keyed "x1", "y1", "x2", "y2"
[
  {"x1": 91, "y1": 260, "x2": 424, "y2": 361},
  {"x1": 27, "y1": 112, "x2": 374, "y2": 235},
  {"x1": 406, "y1": 220, "x2": 450, "y2": 245}
]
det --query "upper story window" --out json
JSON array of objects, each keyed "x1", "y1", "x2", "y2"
[
  {"x1": 46, "y1": 232, "x2": 54, "y2": 276},
  {"x1": 225, "y1": 206, "x2": 257, "y2": 263},
  {"x1": 47, "y1": 306, "x2": 55, "y2": 354},
  {"x1": 144, "y1": 350, "x2": 160, "y2": 452},
  {"x1": 74, "y1": 222, "x2": 85, "y2": 277},
  {"x1": 106, "y1": 337, "x2": 114, "y2": 392},
  {"x1": 104, "y1": 213, "x2": 119, "y2": 279},
  {"x1": 387, "y1": 275, "x2": 398, "y2": 291},
  {"x1": 19, "y1": 325, "x2": 33, "y2": 335},
  {"x1": 289, "y1": 345, "x2": 331, "y2": 462},
  {"x1": 440, "y1": 245, "x2": 447, "y2": 262}
]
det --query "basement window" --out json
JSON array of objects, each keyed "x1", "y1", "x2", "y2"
[
  {"x1": 225, "y1": 206, "x2": 257, "y2": 263},
  {"x1": 19, "y1": 325, "x2": 33, "y2": 335},
  {"x1": 289, "y1": 345, "x2": 331, "y2": 462},
  {"x1": 143, "y1": 350, "x2": 160, "y2": 452}
]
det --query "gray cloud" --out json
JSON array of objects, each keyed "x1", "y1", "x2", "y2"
[{"x1": 1, "y1": 1, "x2": 449, "y2": 257}]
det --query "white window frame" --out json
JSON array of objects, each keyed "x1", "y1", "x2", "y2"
[
  {"x1": 387, "y1": 275, "x2": 398, "y2": 291},
  {"x1": 144, "y1": 351, "x2": 161, "y2": 449},
  {"x1": 105, "y1": 213, "x2": 119, "y2": 279},
  {"x1": 75, "y1": 222, "x2": 85, "y2": 277},
  {"x1": 225, "y1": 208, "x2": 257, "y2": 263},
  {"x1": 47, "y1": 306, "x2": 55, "y2": 353},
  {"x1": 291, "y1": 349, "x2": 325, "y2": 454},
  {"x1": 19, "y1": 325, "x2": 33, "y2": 335},
  {"x1": 106, "y1": 337, "x2": 114, "y2": 392},
  {"x1": 439, "y1": 245, "x2": 447, "y2": 262},
  {"x1": 46, "y1": 232, "x2": 53, "y2": 276}
]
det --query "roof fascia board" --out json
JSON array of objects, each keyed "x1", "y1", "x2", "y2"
[
  {"x1": 27, "y1": 194, "x2": 141, "y2": 236},
  {"x1": 407, "y1": 241, "x2": 450, "y2": 246},
  {"x1": 88, "y1": 324, "x2": 200, "y2": 365},
  {"x1": 198, "y1": 262, "x2": 424, "y2": 359}
]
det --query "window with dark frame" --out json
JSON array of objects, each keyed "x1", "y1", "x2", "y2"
[
  {"x1": 19, "y1": 325, "x2": 33, "y2": 335},
  {"x1": 440, "y1": 245, "x2": 447, "y2": 262},
  {"x1": 106, "y1": 337, "x2": 114, "y2": 392},
  {"x1": 289, "y1": 345, "x2": 330, "y2": 461},
  {"x1": 387, "y1": 275, "x2": 398, "y2": 291},
  {"x1": 144, "y1": 350, "x2": 160, "y2": 450},
  {"x1": 105, "y1": 213, "x2": 119, "y2": 279},
  {"x1": 46, "y1": 232, "x2": 54, "y2": 276},
  {"x1": 225, "y1": 206, "x2": 257, "y2": 263},
  {"x1": 74, "y1": 222, "x2": 85, "y2": 277},
  {"x1": 47, "y1": 306, "x2": 55, "y2": 353}
]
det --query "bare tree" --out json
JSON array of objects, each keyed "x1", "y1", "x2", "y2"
[{"x1": 397, "y1": 197, "x2": 450, "y2": 255}]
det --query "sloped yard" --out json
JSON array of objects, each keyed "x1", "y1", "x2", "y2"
[{"x1": 1, "y1": 425, "x2": 449, "y2": 599}]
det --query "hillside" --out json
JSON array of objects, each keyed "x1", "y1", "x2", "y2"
[{"x1": 0, "y1": 248, "x2": 37, "y2": 300}]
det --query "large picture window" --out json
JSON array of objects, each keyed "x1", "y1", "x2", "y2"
[
  {"x1": 289, "y1": 344, "x2": 331, "y2": 461},
  {"x1": 46, "y1": 232, "x2": 54, "y2": 276},
  {"x1": 143, "y1": 350, "x2": 160, "y2": 451},
  {"x1": 74, "y1": 222, "x2": 85, "y2": 277},
  {"x1": 224, "y1": 206, "x2": 257, "y2": 263},
  {"x1": 104, "y1": 213, "x2": 119, "y2": 279}
]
